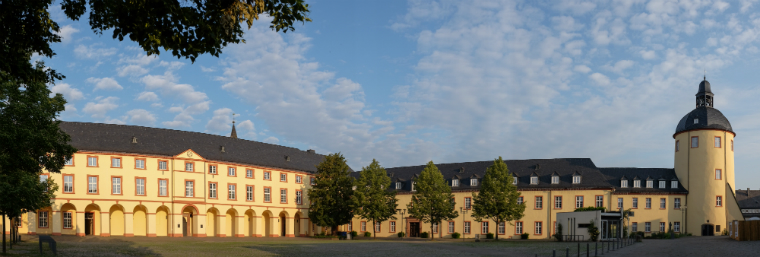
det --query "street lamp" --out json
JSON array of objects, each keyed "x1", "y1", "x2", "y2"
[
  {"x1": 460, "y1": 207, "x2": 468, "y2": 242},
  {"x1": 397, "y1": 208, "x2": 406, "y2": 240}
]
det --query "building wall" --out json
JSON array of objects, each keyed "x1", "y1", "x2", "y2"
[{"x1": 612, "y1": 194, "x2": 686, "y2": 234}]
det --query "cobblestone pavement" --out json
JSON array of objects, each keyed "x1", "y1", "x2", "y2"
[{"x1": 608, "y1": 236, "x2": 760, "y2": 257}]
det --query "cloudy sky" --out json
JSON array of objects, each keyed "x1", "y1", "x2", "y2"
[{"x1": 44, "y1": 0, "x2": 760, "y2": 189}]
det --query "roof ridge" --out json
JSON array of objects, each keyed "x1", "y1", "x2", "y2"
[{"x1": 385, "y1": 158, "x2": 592, "y2": 170}]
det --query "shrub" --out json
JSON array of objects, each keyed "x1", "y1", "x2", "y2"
[
  {"x1": 722, "y1": 229, "x2": 729, "y2": 236},
  {"x1": 452, "y1": 232, "x2": 461, "y2": 239},
  {"x1": 397, "y1": 232, "x2": 405, "y2": 238},
  {"x1": 574, "y1": 206, "x2": 606, "y2": 212},
  {"x1": 350, "y1": 231, "x2": 358, "y2": 238},
  {"x1": 587, "y1": 220, "x2": 599, "y2": 241},
  {"x1": 364, "y1": 232, "x2": 372, "y2": 237},
  {"x1": 421, "y1": 232, "x2": 429, "y2": 238},
  {"x1": 521, "y1": 233, "x2": 529, "y2": 239},
  {"x1": 554, "y1": 223, "x2": 563, "y2": 241},
  {"x1": 486, "y1": 233, "x2": 494, "y2": 239}
]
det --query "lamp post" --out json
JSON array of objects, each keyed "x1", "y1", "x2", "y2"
[
  {"x1": 460, "y1": 207, "x2": 468, "y2": 242},
  {"x1": 397, "y1": 208, "x2": 406, "y2": 240}
]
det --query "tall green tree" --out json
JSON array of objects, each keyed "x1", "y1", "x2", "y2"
[
  {"x1": 471, "y1": 157, "x2": 525, "y2": 240},
  {"x1": 407, "y1": 161, "x2": 459, "y2": 240},
  {"x1": 308, "y1": 153, "x2": 354, "y2": 234},
  {"x1": 352, "y1": 159, "x2": 398, "y2": 239},
  {"x1": 0, "y1": 170, "x2": 59, "y2": 253}
]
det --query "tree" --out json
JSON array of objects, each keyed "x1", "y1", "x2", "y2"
[
  {"x1": 587, "y1": 219, "x2": 600, "y2": 241},
  {"x1": 0, "y1": 170, "x2": 59, "y2": 253},
  {"x1": 407, "y1": 161, "x2": 459, "y2": 240},
  {"x1": 308, "y1": 153, "x2": 354, "y2": 235},
  {"x1": 352, "y1": 159, "x2": 398, "y2": 239},
  {"x1": 471, "y1": 157, "x2": 525, "y2": 240}
]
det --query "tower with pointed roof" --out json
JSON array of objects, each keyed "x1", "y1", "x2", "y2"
[
  {"x1": 230, "y1": 112, "x2": 238, "y2": 139},
  {"x1": 673, "y1": 77, "x2": 743, "y2": 236}
]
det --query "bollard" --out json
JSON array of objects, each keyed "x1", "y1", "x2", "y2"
[
  {"x1": 566, "y1": 247, "x2": 570, "y2": 257},
  {"x1": 577, "y1": 242, "x2": 580, "y2": 257},
  {"x1": 553, "y1": 249, "x2": 556, "y2": 257},
  {"x1": 587, "y1": 243, "x2": 589, "y2": 257},
  {"x1": 595, "y1": 242, "x2": 598, "y2": 257}
]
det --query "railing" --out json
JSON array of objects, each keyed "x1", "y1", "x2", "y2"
[{"x1": 562, "y1": 235, "x2": 584, "y2": 242}]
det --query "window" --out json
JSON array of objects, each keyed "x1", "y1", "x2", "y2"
[
  {"x1": 228, "y1": 167, "x2": 236, "y2": 176},
  {"x1": 646, "y1": 180, "x2": 653, "y2": 188},
  {"x1": 296, "y1": 175, "x2": 302, "y2": 183},
  {"x1": 618, "y1": 198, "x2": 623, "y2": 209},
  {"x1": 185, "y1": 162, "x2": 194, "y2": 172},
  {"x1": 513, "y1": 177, "x2": 518, "y2": 185},
  {"x1": 517, "y1": 196, "x2": 524, "y2": 205},
  {"x1": 348, "y1": 222, "x2": 353, "y2": 232},
  {"x1": 634, "y1": 180, "x2": 641, "y2": 188},
  {"x1": 632, "y1": 198, "x2": 638, "y2": 208},
  {"x1": 632, "y1": 223, "x2": 638, "y2": 232},
  {"x1": 515, "y1": 221, "x2": 523, "y2": 234},
  {"x1": 659, "y1": 181, "x2": 666, "y2": 188},
  {"x1": 659, "y1": 222, "x2": 665, "y2": 232},
  {"x1": 296, "y1": 190, "x2": 302, "y2": 204},
  {"x1": 576, "y1": 196, "x2": 584, "y2": 208},
  {"x1": 464, "y1": 221, "x2": 471, "y2": 234},
  {"x1": 63, "y1": 212, "x2": 72, "y2": 229},
  {"x1": 660, "y1": 198, "x2": 666, "y2": 209},
  {"x1": 535, "y1": 222, "x2": 542, "y2": 235},
  {"x1": 646, "y1": 198, "x2": 652, "y2": 209},
  {"x1": 449, "y1": 222, "x2": 455, "y2": 233},
  {"x1": 573, "y1": 176, "x2": 581, "y2": 184},
  {"x1": 671, "y1": 180, "x2": 678, "y2": 188},
  {"x1": 391, "y1": 221, "x2": 397, "y2": 233},
  {"x1": 65, "y1": 157, "x2": 73, "y2": 166},
  {"x1": 621, "y1": 180, "x2": 628, "y2": 188},
  {"x1": 675, "y1": 140, "x2": 679, "y2": 152},
  {"x1": 311, "y1": 177, "x2": 316, "y2": 185},
  {"x1": 38, "y1": 211, "x2": 49, "y2": 228},
  {"x1": 158, "y1": 161, "x2": 167, "y2": 170},
  {"x1": 452, "y1": 179, "x2": 459, "y2": 187},
  {"x1": 554, "y1": 196, "x2": 562, "y2": 209},
  {"x1": 281, "y1": 189, "x2": 287, "y2": 203},
  {"x1": 112, "y1": 177, "x2": 121, "y2": 194},
  {"x1": 209, "y1": 165, "x2": 217, "y2": 174},
  {"x1": 715, "y1": 136, "x2": 721, "y2": 148},
  {"x1": 280, "y1": 173, "x2": 287, "y2": 182},
  {"x1": 159, "y1": 179, "x2": 167, "y2": 196},
  {"x1": 63, "y1": 175, "x2": 74, "y2": 193},
  {"x1": 88, "y1": 176, "x2": 98, "y2": 194},
  {"x1": 498, "y1": 222, "x2": 505, "y2": 234},
  {"x1": 691, "y1": 136, "x2": 699, "y2": 148},
  {"x1": 674, "y1": 222, "x2": 680, "y2": 233},
  {"x1": 694, "y1": 118, "x2": 699, "y2": 124},
  {"x1": 361, "y1": 221, "x2": 367, "y2": 232},
  {"x1": 481, "y1": 222, "x2": 489, "y2": 234},
  {"x1": 411, "y1": 182, "x2": 416, "y2": 191},
  {"x1": 716, "y1": 225, "x2": 721, "y2": 233},
  {"x1": 675, "y1": 198, "x2": 681, "y2": 209},
  {"x1": 264, "y1": 172, "x2": 271, "y2": 180},
  {"x1": 396, "y1": 182, "x2": 402, "y2": 189},
  {"x1": 645, "y1": 222, "x2": 651, "y2": 233},
  {"x1": 111, "y1": 157, "x2": 121, "y2": 168},
  {"x1": 716, "y1": 196, "x2": 723, "y2": 207},
  {"x1": 185, "y1": 181, "x2": 194, "y2": 197},
  {"x1": 247, "y1": 186, "x2": 254, "y2": 201},
  {"x1": 135, "y1": 159, "x2": 145, "y2": 169},
  {"x1": 264, "y1": 187, "x2": 271, "y2": 202},
  {"x1": 209, "y1": 183, "x2": 217, "y2": 198},
  {"x1": 715, "y1": 169, "x2": 722, "y2": 180},
  {"x1": 136, "y1": 178, "x2": 145, "y2": 196},
  {"x1": 247, "y1": 169, "x2": 254, "y2": 178},
  {"x1": 530, "y1": 176, "x2": 538, "y2": 185},
  {"x1": 88, "y1": 156, "x2": 97, "y2": 167},
  {"x1": 535, "y1": 196, "x2": 543, "y2": 209},
  {"x1": 471, "y1": 178, "x2": 478, "y2": 186},
  {"x1": 432, "y1": 223, "x2": 438, "y2": 234},
  {"x1": 551, "y1": 176, "x2": 559, "y2": 184},
  {"x1": 465, "y1": 197, "x2": 472, "y2": 209},
  {"x1": 376, "y1": 221, "x2": 383, "y2": 232},
  {"x1": 595, "y1": 196, "x2": 603, "y2": 208},
  {"x1": 40, "y1": 174, "x2": 49, "y2": 192},
  {"x1": 228, "y1": 184, "x2": 236, "y2": 200}
]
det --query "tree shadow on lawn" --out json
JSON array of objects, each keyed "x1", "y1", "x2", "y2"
[{"x1": 7, "y1": 235, "x2": 162, "y2": 257}]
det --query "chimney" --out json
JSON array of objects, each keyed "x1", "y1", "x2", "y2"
[{"x1": 307, "y1": 149, "x2": 315, "y2": 154}]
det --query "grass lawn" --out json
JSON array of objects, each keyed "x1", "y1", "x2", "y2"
[{"x1": 1, "y1": 235, "x2": 631, "y2": 257}]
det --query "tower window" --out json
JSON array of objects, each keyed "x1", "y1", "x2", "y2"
[
  {"x1": 715, "y1": 137, "x2": 721, "y2": 148},
  {"x1": 675, "y1": 140, "x2": 679, "y2": 152},
  {"x1": 691, "y1": 136, "x2": 699, "y2": 148},
  {"x1": 716, "y1": 196, "x2": 723, "y2": 207},
  {"x1": 694, "y1": 118, "x2": 699, "y2": 124},
  {"x1": 715, "y1": 169, "x2": 722, "y2": 180}
]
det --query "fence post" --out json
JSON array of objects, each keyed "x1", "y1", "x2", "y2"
[
  {"x1": 566, "y1": 247, "x2": 569, "y2": 257},
  {"x1": 587, "y1": 243, "x2": 589, "y2": 257},
  {"x1": 553, "y1": 249, "x2": 556, "y2": 257},
  {"x1": 577, "y1": 242, "x2": 580, "y2": 257},
  {"x1": 595, "y1": 242, "x2": 598, "y2": 257}
]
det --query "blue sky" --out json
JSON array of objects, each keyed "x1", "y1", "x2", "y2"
[{"x1": 44, "y1": 0, "x2": 760, "y2": 189}]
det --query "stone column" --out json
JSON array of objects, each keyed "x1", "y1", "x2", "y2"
[
  {"x1": 76, "y1": 212, "x2": 85, "y2": 236},
  {"x1": 147, "y1": 213, "x2": 156, "y2": 237},
  {"x1": 286, "y1": 217, "x2": 294, "y2": 237},
  {"x1": 100, "y1": 212, "x2": 110, "y2": 237},
  {"x1": 124, "y1": 212, "x2": 134, "y2": 237},
  {"x1": 272, "y1": 216, "x2": 280, "y2": 237},
  {"x1": 217, "y1": 214, "x2": 226, "y2": 237}
]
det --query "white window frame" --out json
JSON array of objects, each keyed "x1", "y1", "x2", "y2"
[
  {"x1": 646, "y1": 180, "x2": 653, "y2": 188},
  {"x1": 632, "y1": 223, "x2": 638, "y2": 232},
  {"x1": 530, "y1": 176, "x2": 538, "y2": 185},
  {"x1": 675, "y1": 198, "x2": 681, "y2": 209},
  {"x1": 136, "y1": 178, "x2": 145, "y2": 195},
  {"x1": 535, "y1": 222, "x2": 542, "y2": 235},
  {"x1": 633, "y1": 180, "x2": 640, "y2": 188},
  {"x1": 449, "y1": 222, "x2": 455, "y2": 233},
  {"x1": 64, "y1": 175, "x2": 73, "y2": 193},
  {"x1": 361, "y1": 221, "x2": 366, "y2": 232},
  {"x1": 535, "y1": 196, "x2": 543, "y2": 209},
  {"x1": 112, "y1": 177, "x2": 121, "y2": 194},
  {"x1": 159, "y1": 161, "x2": 167, "y2": 170},
  {"x1": 452, "y1": 179, "x2": 459, "y2": 187},
  {"x1": 660, "y1": 198, "x2": 666, "y2": 209},
  {"x1": 264, "y1": 172, "x2": 271, "y2": 180},
  {"x1": 65, "y1": 157, "x2": 73, "y2": 166},
  {"x1": 576, "y1": 196, "x2": 584, "y2": 208},
  {"x1": 518, "y1": 196, "x2": 523, "y2": 205},
  {"x1": 88, "y1": 157, "x2": 97, "y2": 167},
  {"x1": 513, "y1": 177, "x2": 518, "y2": 185},
  {"x1": 247, "y1": 186, "x2": 254, "y2": 201},
  {"x1": 674, "y1": 222, "x2": 680, "y2": 232},
  {"x1": 464, "y1": 221, "x2": 471, "y2": 234},
  {"x1": 135, "y1": 159, "x2": 145, "y2": 169},
  {"x1": 646, "y1": 198, "x2": 652, "y2": 209},
  {"x1": 391, "y1": 221, "x2": 397, "y2": 233},
  {"x1": 264, "y1": 188, "x2": 271, "y2": 202},
  {"x1": 159, "y1": 180, "x2": 167, "y2": 196},
  {"x1": 228, "y1": 167, "x2": 236, "y2": 176},
  {"x1": 671, "y1": 180, "x2": 678, "y2": 188},
  {"x1": 555, "y1": 196, "x2": 562, "y2": 209},
  {"x1": 465, "y1": 197, "x2": 472, "y2": 209},
  {"x1": 185, "y1": 181, "x2": 194, "y2": 197},
  {"x1": 210, "y1": 166, "x2": 217, "y2": 174},
  {"x1": 481, "y1": 222, "x2": 489, "y2": 234},
  {"x1": 515, "y1": 222, "x2": 522, "y2": 234},
  {"x1": 620, "y1": 180, "x2": 628, "y2": 188},
  {"x1": 660, "y1": 222, "x2": 665, "y2": 232},
  {"x1": 280, "y1": 189, "x2": 287, "y2": 203},
  {"x1": 396, "y1": 182, "x2": 402, "y2": 189},
  {"x1": 228, "y1": 184, "x2": 236, "y2": 200},
  {"x1": 659, "y1": 181, "x2": 666, "y2": 188},
  {"x1": 596, "y1": 196, "x2": 604, "y2": 207},
  {"x1": 88, "y1": 176, "x2": 97, "y2": 193},
  {"x1": 63, "y1": 212, "x2": 72, "y2": 229},
  {"x1": 632, "y1": 198, "x2": 638, "y2": 208},
  {"x1": 573, "y1": 176, "x2": 581, "y2": 184},
  {"x1": 247, "y1": 169, "x2": 254, "y2": 178},
  {"x1": 111, "y1": 158, "x2": 121, "y2": 168},
  {"x1": 280, "y1": 173, "x2": 287, "y2": 182},
  {"x1": 618, "y1": 198, "x2": 623, "y2": 209},
  {"x1": 185, "y1": 163, "x2": 193, "y2": 171},
  {"x1": 471, "y1": 179, "x2": 478, "y2": 186},
  {"x1": 38, "y1": 212, "x2": 49, "y2": 228},
  {"x1": 717, "y1": 196, "x2": 723, "y2": 206},
  {"x1": 295, "y1": 175, "x2": 301, "y2": 183},
  {"x1": 498, "y1": 221, "x2": 505, "y2": 234},
  {"x1": 209, "y1": 183, "x2": 217, "y2": 198},
  {"x1": 552, "y1": 176, "x2": 559, "y2": 184},
  {"x1": 645, "y1": 222, "x2": 651, "y2": 232}
]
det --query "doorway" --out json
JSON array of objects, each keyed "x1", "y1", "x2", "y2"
[
  {"x1": 701, "y1": 224, "x2": 714, "y2": 236},
  {"x1": 281, "y1": 215, "x2": 286, "y2": 237},
  {"x1": 409, "y1": 222, "x2": 420, "y2": 237},
  {"x1": 183, "y1": 213, "x2": 193, "y2": 237},
  {"x1": 85, "y1": 213, "x2": 94, "y2": 235}
]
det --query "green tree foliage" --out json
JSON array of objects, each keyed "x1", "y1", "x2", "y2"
[
  {"x1": 407, "y1": 161, "x2": 459, "y2": 240},
  {"x1": 471, "y1": 157, "x2": 525, "y2": 240},
  {"x1": 352, "y1": 159, "x2": 398, "y2": 239},
  {"x1": 308, "y1": 153, "x2": 354, "y2": 234},
  {"x1": 0, "y1": 171, "x2": 59, "y2": 253},
  {"x1": 587, "y1": 219, "x2": 600, "y2": 241}
]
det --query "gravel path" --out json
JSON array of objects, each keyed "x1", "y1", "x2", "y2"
[{"x1": 609, "y1": 236, "x2": 760, "y2": 257}]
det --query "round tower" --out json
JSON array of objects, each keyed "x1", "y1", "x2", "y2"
[{"x1": 673, "y1": 77, "x2": 736, "y2": 236}]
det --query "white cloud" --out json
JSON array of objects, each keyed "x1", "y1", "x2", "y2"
[
  {"x1": 50, "y1": 83, "x2": 84, "y2": 101},
  {"x1": 74, "y1": 44, "x2": 117, "y2": 59},
  {"x1": 263, "y1": 136, "x2": 280, "y2": 144},
  {"x1": 117, "y1": 65, "x2": 149, "y2": 77},
  {"x1": 574, "y1": 65, "x2": 592, "y2": 73},
  {"x1": 237, "y1": 120, "x2": 255, "y2": 132},
  {"x1": 125, "y1": 109, "x2": 156, "y2": 126},
  {"x1": 86, "y1": 77, "x2": 123, "y2": 91},
  {"x1": 604, "y1": 60, "x2": 634, "y2": 74},
  {"x1": 589, "y1": 73, "x2": 611, "y2": 86},
  {"x1": 142, "y1": 71, "x2": 209, "y2": 103},
  {"x1": 200, "y1": 66, "x2": 216, "y2": 72},
  {"x1": 640, "y1": 50, "x2": 657, "y2": 60},
  {"x1": 57, "y1": 25, "x2": 79, "y2": 44},
  {"x1": 83, "y1": 97, "x2": 119, "y2": 118},
  {"x1": 136, "y1": 92, "x2": 160, "y2": 102},
  {"x1": 205, "y1": 108, "x2": 234, "y2": 133},
  {"x1": 162, "y1": 102, "x2": 210, "y2": 128}
]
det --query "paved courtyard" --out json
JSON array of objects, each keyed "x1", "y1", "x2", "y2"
[{"x1": 609, "y1": 236, "x2": 760, "y2": 257}]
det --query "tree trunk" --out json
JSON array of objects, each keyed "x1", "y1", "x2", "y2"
[
  {"x1": 372, "y1": 219, "x2": 376, "y2": 239},
  {"x1": 495, "y1": 219, "x2": 499, "y2": 241},
  {"x1": 430, "y1": 222, "x2": 434, "y2": 240},
  {"x1": 3, "y1": 213, "x2": 6, "y2": 254}
]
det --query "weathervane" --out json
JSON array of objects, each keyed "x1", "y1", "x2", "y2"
[{"x1": 232, "y1": 112, "x2": 239, "y2": 124}]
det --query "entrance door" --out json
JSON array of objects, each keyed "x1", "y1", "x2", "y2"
[
  {"x1": 85, "y1": 213, "x2": 94, "y2": 235},
  {"x1": 409, "y1": 222, "x2": 420, "y2": 237},
  {"x1": 281, "y1": 218, "x2": 286, "y2": 237},
  {"x1": 701, "y1": 224, "x2": 714, "y2": 236}
]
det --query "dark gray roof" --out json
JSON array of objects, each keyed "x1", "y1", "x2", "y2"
[
  {"x1": 60, "y1": 122, "x2": 331, "y2": 173},
  {"x1": 598, "y1": 168, "x2": 688, "y2": 194},
  {"x1": 362, "y1": 158, "x2": 614, "y2": 193},
  {"x1": 698, "y1": 79, "x2": 713, "y2": 95},
  {"x1": 736, "y1": 189, "x2": 760, "y2": 209},
  {"x1": 674, "y1": 107, "x2": 733, "y2": 136}
]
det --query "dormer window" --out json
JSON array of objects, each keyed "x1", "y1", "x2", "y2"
[
  {"x1": 452, "y1": 179, "x2": 459, "y2": 187},
  {"x1": 633, "y1": 180, "x2": 641, "y2": 188},
  {"x1": 572, "y1": 176, "x2": 581, "y2": 184},
  {"x1": 671, "y1": 180, "x2": 678, "y2": 189},
  {"x1": 512, "y1": 177, "x2": 518, "y2": 185},
  {"x1": 411, "y1": 182, "x2": 416, "y2": 191},
  {"x1": 470, "y1": 179, "x2": 478, "y2": 186},
  {"x1": 551, "y1": 176, "x2": 559, "y2": 184},
  {"x1": 659, "y1": 181, "x2": 666, "y2": 188},
  {"x1": 694, "y1": 118, "x2": 699, "y2": 124},
  {"x1": 530, "y1": 176, "x2": 538, "y2": 185},
  {"x1": 646, "y1": 180, "x2": 653, "y2": 188},
  {"x1": 621, "y1": 180, "x2": 628, "y2": 188},
  {"x1": 396, "y1": 182, "x2": 402, "y2": 189}
]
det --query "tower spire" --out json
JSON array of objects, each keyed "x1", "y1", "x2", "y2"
[
  {"x1": 230, "y1": 112, "x2": 238, "y2": 139},
  {"x1": 696, "y1": 77, "x2": 714, "y2": 108}
]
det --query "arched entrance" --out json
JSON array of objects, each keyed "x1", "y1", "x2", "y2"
[
  {"x1": 206, "y1": 208, "x2": 219, "y2": 237},
  {"x1": 262, "y1": 211, "x2": 272, "y2": 237},
  {"x1": 109, "y1": 205, "x2": 125, "y2": 236},
  {"x1": 60, "y1": 203, "x2": 77, "y2": 236},
  {"x1": 133, "y1": 205, "x2": 148, "y2": 236},
  {"x1": 245, "y1": 210, "x2": 256, "y2": 237},
  {"x1": 294, "y1": 213, "x2": 301, "y2": 237},
  {"x1": 156, "y1": 206, "x2": 170, "y2": 237},
  {"x1": 84, "y1": 204, "x2": 101, "y2": 236},
  {"x1": 226, "y1": 208, "x2": 238, "y2": 237},
  {"x1": 701, "y1": 224, "x2": 715, "y2": 236},
  {"x1": 279, "y1": 212, "x2": 287, "y2": 237},
  {"x1": 182, "y1": 205, "x2": 197, "y2": 237}
]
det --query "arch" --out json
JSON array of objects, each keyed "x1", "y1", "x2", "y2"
[
  {"x1": 294, "y1": 212, "x2": 302, "y2": 237},
  {"x1": 132, "y1": 205, "x2": 148, "y2": 236},
  {"x1": 84, "y1": 204, "x2": 101, "y2": 236},
  {"x1": 109, "y1": 204, "x2": 125, "y2": 236},
  {"x1": 181, "y1": 205, "x2": 198, "y2": 237},
  {"x1": 244, "y1": 209, "x2": 257, "y2": 237},
  {"x1": 60, "y1": 203, "x2": 77, "y2": 236},
  {"x1": 155, "y1": 206, "x2": 170, "y2": 237},
  {"x1": 278, "y1": 211, "x2": 289, "y2": 237},
  {"x1": 225, "y1": 208, "x2": 239, "y2": 237},
  {"x1": 262, "y1": 210, "x2": 273, "y2": 237},
  {"x1": 206, "y1": 207, "x2": 220, "y2": 237}
]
